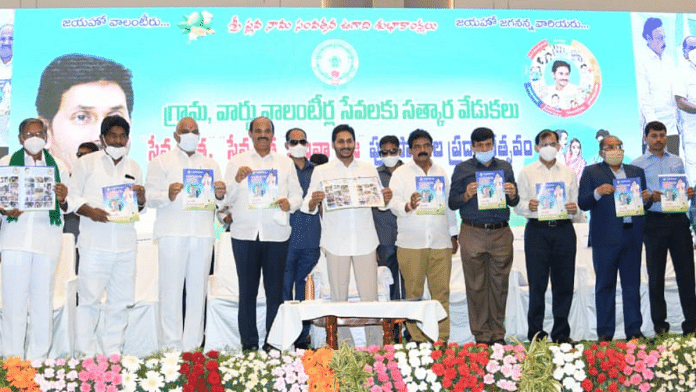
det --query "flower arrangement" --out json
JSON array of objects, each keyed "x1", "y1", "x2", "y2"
[
  {"x1": 75, "y1": 355, "x2": 122, "y2": 392},
  {"x1": 429, "y1": 342, "x2": 489, "y2": 391},
  {"x1": 549, "y1": 342, "x2": 585, "y2": 392},
  {"x1": 271, "y1": 350, "x2": 309, "y2": 392},
  {"x1": 217, "y1": 350, "x2": 274, "y2": 391},
  {"x1": 652, "y1": 336, "x2": 696, "y2": 391},
  {"x1": 32, "y1": 358, "x2": 80, "y2": 392},
  {"x1": 119, "y1": 352, "x2": 181, "y2": 392},
  {"x1": 179, "y1": 351, "x2": 222, "y2": 392},
  {"x1": 357, "y1": 344, "x2": 405, "y2": 392},
  {"x1": 582, "y1": 340, "x2": 659, "y2": 392},
  {"x1": 392, "y1": 342, "x2": 439, "y2": 392},
  {"x1": 301, "y1": 348, "x2": 338, "y2": 392},
  {"x1": 0, "y1": 357, "x2": 40, "y2": 392},
  {"x1": 484, "y1": 342, "x2": 525, "y2": 391}
]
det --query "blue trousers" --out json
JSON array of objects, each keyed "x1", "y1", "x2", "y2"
[
  {"x1": 232, "y1": 237, "x2": 288, "y2": 349},
  {"x1": 592, "y1": 226, "x2": 642, "y2": 339}
]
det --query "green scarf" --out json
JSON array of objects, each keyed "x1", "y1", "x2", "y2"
[{"x1": 7, "y1": 148, "x2": 62, "y2": 226}]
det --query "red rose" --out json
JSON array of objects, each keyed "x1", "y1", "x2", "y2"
[
  {"x1": 601, "y1": 361, "x2": 611, "y2": 371},
  {"x1": 443, "y1": 378, "x2": 452, "y2": 388},
  {"x1": 182, "y1": 352, "x2": 194, "y2": 361},
  {"x1": 597, "y1": 374, "x2": 606, "y2": 384},
  {"x1": 618, "y1": 376, "x2": 626, "y2": 384},
  {"x1": 444, "y1": 368, "x2": 457, "y2": 380},
  {"x1": 431, "y1": 351, "x2": 443, "y2": 360},
  {"x1": 193, "y1": 352, "x2": 205, "y2": 364},
  {"x1": 211, "y1": 385, "x2": 224, "y2": 392},
  {"x1": 608, "y1": 383, "x2": 619, "y2": 392},
  {"x1": 581, "y1": 379, "x2": 593, "y2": 391},
  {"x1": 207, "y1": 371, "x2": 221, "y2": 385},
  {"x1": 205, "y1": 360, "x2": 219, "y2": 371},
  {"x1": 588, "y1": 366, "x2": 598, "y2": 376},
  {"x1": 206, "y1": 350, "x2": 219, "y2": 359},
  {"x1": 183, "y1": 384, "x2": 194, "y2": 392},
  {"x1": 608, "y1": 368, "x2": 619, "y2": 378},
  {"x1": 180, "y1": 363, "x2": 191, "y2": 374},
  {"x1": 431, "y1": 363, "x2": 444, "y2": 375},
  {"x1": 192, "y1": 364, "x2": 205, "y2": 377},
  {"x1": 457, "y1": 364, "x2": 468, "y2": 376},
  {"x1": 443, "y1": 357, "x2": 455, "y2": 367}
]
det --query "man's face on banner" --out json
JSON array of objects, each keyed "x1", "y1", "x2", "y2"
[
  {"x1": 45, "y1": 80, "x2": 130, "y2": 171},
  {"x1": 0, "y1": 25, "x2": 13, "y2": 64}
]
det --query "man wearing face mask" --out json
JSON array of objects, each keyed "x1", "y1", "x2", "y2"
[
  {"x1": 282, "y1": 127, "x2": 321, "y2": 349},
  {"x1": 449, "y1": 127, "x2": 519, "y2": 345},
  {"x1": 635, "y1": 16, "x2": 679, "y2": 154},
  {"x1": 579, "y1": 136, "x2": 652, "y2": 342},
  {"x1": 388, "y1": 129, "x2": 458, "y2": 343},
  {"x1": 68, "y1": 115, "x2": 146, "y2": 355},
  {"x1": 145, "y1": 117, "x2": 226, "y2": 351},
  {"x1": 0, "y1": 118, "x2": 69, "y2": 359},
  {"x1": 675, "y1": 35, "x2": 696, "y2": 240},
  {"x1": 514, "y1": 129, "x2": 579, "y2": 344},
  {"x1": 372, "y1": 135, "x2": 406, "y2": 302}
]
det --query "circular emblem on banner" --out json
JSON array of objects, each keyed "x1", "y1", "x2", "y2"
[
  {"x1": 524, "y1": 38, "x2": 601, "y2": 117},
  {"x1": 311, "y1": 39, "x2": 359, "y2": 86}
]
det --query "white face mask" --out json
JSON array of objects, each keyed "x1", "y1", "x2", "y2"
[
  {"x1": 288, "y1": 145, "x2": 308, "y2": 158},
  {"x1": 178, "y1": 133, "x2": 200, "y2": 153},
  {"x1": 23, "y1": 136, "x2": 46, "y2": 155},
  {"x1": 105, "y1": 145, "x2": 127, "y2": 160},
  {"x1": 603, "y1": 149, "x2": 624, "y2": 166},
  {"x1": 382, "y1": 156, "x2": 400, "y2": 168},
  {"x1": 538, "y1": 146, "x2": 558, "y2": 162},
  {"x1": 688, "y1": 49, "x2": 696, "y2": 65}
]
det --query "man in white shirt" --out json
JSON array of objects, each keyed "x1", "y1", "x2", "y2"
[
  {"x1": 303, "y1": 124, "x2": 393, "y2": 305},
  {"x1": 69, "y1": 115, "x2": 146, "y2": 356},
  {"x1": 223, "y1": 116, "x2": 302, "y2": 352},
  {"x1": 0, "y1": 118, "x2": 69, "y2": 360},
  {"x1": 635, "y1": 17, "x2": 679, "y2": 154},
  {"x1": 515, "y1": 129, "x2": 579, "y2": 344},
  {"x1": 388, "y1": 129, "x2": 458, "y2": 343},
  {"x1": 146, "y1": 117, "x2": 226, "y2": 351}
]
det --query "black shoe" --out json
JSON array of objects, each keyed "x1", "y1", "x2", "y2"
[
  {"x1": 242, "y1": 344, "x2": 259, "y2": 352},
  {"x1": 654, "y1": 326, "x2": 669, "y2": 337},
  {"x1": 489, "y1": 339, "x2": 506, "y2": 346},
  {"x1": 598, "y1": 334, "x2": 613, "y2": 342},
  {"x1": 553, "y1": 336, "x2": 576, "y2": 344},
  {"x1": 626, "y1": 333, "x2": 646, "y2": 341},
  {"x1": 529, "y1": 331, "x2": 548, "y2": 342}
]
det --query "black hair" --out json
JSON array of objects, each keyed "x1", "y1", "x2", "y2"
[
  {"x1": 101, "y1": 115, "x2": 130, "y2": 137},
  {"x1": 471, "y1": 127, "x2": 495, "y2": 144},
  {"x1": 249, "y1": 116, "x2": 274, "y2": 133},
  {"x1": 552, "y1": 60, "x2": 571, "y2": 73},
  {"x1": 379, "y1": 135, "x2": 400, "y2": 148},
  {"x1": 642, "y1": 17, "x2": 663, "y2": 40},
  {"x1": 407, "y1": 129, "x2": 433, "y2": 149},
  {"x1": 78, "y1": 141, "x2": 100, "y2": 153},
  {"x1": 309, "y1": 153, "x2": 329, "y2": 165},
  {"x1": 285, "y1": 127, "x2": 306, "y2": 142},
  {"x1": 18, "y1": 118, "x2": 47, "y2": 135},
  {"x1": 644, "y1": 120, "x2": 667, "y2": 136},
  {"x1": 332, "y1": 124, "x2": 355, "y2": 142},
  {"x1": 534, "y1": 129, "x2": 559, "y2": 145}
]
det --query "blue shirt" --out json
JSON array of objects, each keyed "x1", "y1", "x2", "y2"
[
  {"x1": 449, "y1": 157, "x2": 519, "y2": 223},
  {"x1": 632, "y1": 151, "x2": 687, "y2": 213},
  {"x1": 289, "y1": 159, "x2": 321, "y2": 249}
]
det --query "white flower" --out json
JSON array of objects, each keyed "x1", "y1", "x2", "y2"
[
  {"x1": 162, "y1": 351, "x2": 181, "y2": 366},
  {"x1": 139, "y1": 370, "x2": 164, "y2": 392},
  {"x1": 407, "y1": 382, "x2": 419, "y2": 392},
  {"x1": 414, "y1": 367, "x2": 426, "y2": 380},
  {"x1": 145, "y1": 358, "x2": 159, "y2": 369},
  {"x1": 408, "y1": 355, "x2": 421, "y2": 368},
  {"x1": 121, "y1": 372, "x2": 138, "y2": 392},
  {"x1": 553, "y1": 368, "x2": 565, "y2": 380},
  {"x1": 121, "y1": 355, "x2": 142, "y2": 372},
  {"x1": 573, "y1": 368, "x2": 586, "y2": 382},
  {"x1": 162, "y1": 364, "x2": 180, "y2": 383},
  {"x1": 425, "y1": 370, "x2": 437, "y2": 383},
  {"x1": 405, "y1": 342, "x2": 418, "y2": 349},
  {"x1": 559, "y1": 343, "x2": 573, "y2": 352}
]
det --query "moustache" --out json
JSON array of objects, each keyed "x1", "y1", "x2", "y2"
[
  {"x1": 418, "y1": 152, "x2": 428, "y2": 157},
  {"x1": 257, "y1": 137, "x2": 270, "y2": 141}
]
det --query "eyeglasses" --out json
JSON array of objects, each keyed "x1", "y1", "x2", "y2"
[
  {"x1": 379, "y1": 148, "x2": 399, "y2": 156},
  {"x1": 288, "y1": 139, "x2": 307, "y2": 146},
  {"x1": 602, "y1": 145, "x2": 623, "y2": 151}
]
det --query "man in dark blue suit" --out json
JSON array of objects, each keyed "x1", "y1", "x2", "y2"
[{"x1": 578, "y1": 135, "x2": 652, "y2": 341}]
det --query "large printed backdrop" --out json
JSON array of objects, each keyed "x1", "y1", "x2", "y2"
[{"x1": 0, "y1": 7, "x2": 693, "y2": 225}]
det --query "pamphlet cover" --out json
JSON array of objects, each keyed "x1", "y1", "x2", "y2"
[
  {"x1": 102, "y1": 184, "x2": 139, "y2": 223},
  {"x1": 415, "y1": 176, "x2": 446, "y2": 215},
  {"x1": 535, "y1": 181, "x2": 568, "y2": 221},
  {"x1": 183, "y1": 168, "x2": 215, "y2": 211},
  {"x1": 476, "y1": 170, "x2": 506, "y2": 210},
  {"x1": 0, "y1": 166, "x2": 56, "y2": 211},
  {"x1": 248, "y1": 169, "x2": 279, "y2": 209},
  {"x1": 321, "y1": 176, "x2": 384, "y2": 211},
  {"x1": 659, "y1": 174, "x2": 689, "y2": 213},
  {"x1": 613, "y1": 177, "x2": 644, "y2": 217}
]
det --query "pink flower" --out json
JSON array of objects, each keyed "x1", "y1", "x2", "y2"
[
  {"x1": 387, "y1": 361, "x2": 399, "y2": 371},
  {"x1": 364, "y1": 364, "x2": 373, "y2": 373},
  {"x1": 96, "y1": 355, "x2": 108, "y2": 363},
  {"x1": 56, "y1": 358, "x2": 66, "y2": 366},
  {"x1": 634, "y1": 360, "x2": 647, "y2": 372},
  {"x1": 366, "y1": 377, "x2": 375, "y2": 386},
  {"x1": 483, "y1": 374, "x2": 495, "y2": 384},
  {"x1": 394, "y1": 380, "x2": 406, "y2": 392},
  {"x1": 368, "y1": 345, "x2": 380, "y2": 353},
  {"x1": 384, "y1": 345, "x2": 394, "y2": 351},
  {"x1": 109, "y1": 354, "x2": 120, "y2": 364},
  {"x1": 486, "y1": 360, "x2": 500, "y2": 373},
  {"x1": 374, "y1": 362, "x2": 387, "y2": 373},
  {"x1": 642, "y1": 368, "x2": 654, "y2": 380},
  {"x1": 82, "y1": 358, "x2": 95, "y2": 368},
  {"x1": 645, "y1": 353, "x2": 659, "y2": 367},
  {"x1": 625, "y1": 354, "x2": 636, "y2": 365},
  {"x1": 384, "y1": 352, "x2": 395, "y2": 361},
  {"x1": 377, "y1": 370, "x2": 389, "y2": 383},
  {"x1": 94, "y1": 381, "x2": 106, "y2": 392},
  {"x1": 639, "y1": 382, "x2": 651, "y2": 392},
  {"x1": 374, "y1": 354, "x2": 384, "y2": 362},
  {"x1": 382, "y1": 382, "x2": 393, "y2": 392},
  {"x1": 78, "y1": 371, "x2": 90, "y2": 382},
  {"x1": 110, "y1": 365, "x2": 121, "y2": 374},
  {"x1": 370, "y1": 385, "x2": 382, "y2": 392},
  {"x1": 80, "y1": 382, "x2": 91, "y2": 392},
  {"x1": 630, "y1": 373, "x2": 643, "y2": 386}
]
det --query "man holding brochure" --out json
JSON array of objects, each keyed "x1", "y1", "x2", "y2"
[
  {"x1": 388, "y1": 129, "x2": 458, "y2": 343},
  {"x1": 514, "y1": 129, "x2": 578, "y2": 344},
  {"x1": 146, "y1": 117, "x2": 226, "y2": 351},
  {"x1": 68, "y1": 115, "x2": 145, "y2": 355},
  {"x1": 303, "y1": 124, "x2": 393, "y2": 306},
  {"x1": 631, "y1": 120, "x2": 696, "y2": 336},
  {"x1": 223, "y1": 116, "x2": 302, "y2": 352},
  {"x1": 0, "y1": 118, "x2": 69, "y2": 360},
  {"x1": 449, "y1": 127, "x2": 519, "y2": 345},
  {"x1": 578, "y1": 135, "x2": 651, "y2": 342}
]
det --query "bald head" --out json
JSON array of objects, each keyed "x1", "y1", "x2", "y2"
[
  {"x1": 683, "y1": 36, "x2": 696, "y2": 60},
  {"x1": 176, "y1": 117, "x2": 199, "y2": 135}
]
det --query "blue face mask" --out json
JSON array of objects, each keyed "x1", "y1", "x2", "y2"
[{"x1": 475, "y1": 149, "x2": 495, "y2": 164}]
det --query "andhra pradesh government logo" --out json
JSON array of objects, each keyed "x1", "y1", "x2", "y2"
[
  {"x1": 312, "y1": 39, "x2": 359, "y2": 86},
  {"x1": 524, "y1": 38, "x2": 601, "y2": 117}
]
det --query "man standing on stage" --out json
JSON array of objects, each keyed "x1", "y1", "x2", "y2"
[
  {"x1": 146, "y1": 117, "x2": 226, "y2": 351},
  {"x1": 515, "y1": 129, "x2": 578, "y2": 344},
  {"x1": 632, "y1": 120, "x2": 696, "y2": 336},
  {"x1": 224, "y1": 116, "x2": 302, "y2": 351},
  {"x1": 449, "y1": 127, "x2": 519, "y2": 345}
]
